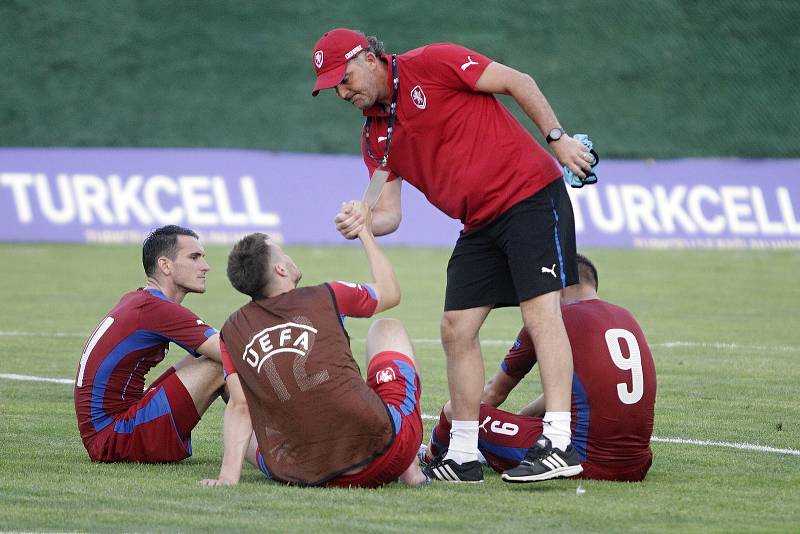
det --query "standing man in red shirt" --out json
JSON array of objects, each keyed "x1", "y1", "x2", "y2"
[
  {"x1": 423, "y1": 254, "x2": 657, "y2": 482},
  {"x1": 311, "y1": 28, "x2": 596, "y2": 482}
]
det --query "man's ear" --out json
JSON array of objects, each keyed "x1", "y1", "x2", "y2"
[
  {"x1": 273, "y1": 262, "x2": 288, "y2": 278},
  {"x1": 157, "y1": 256, "x2": 171, "y2": 276}
]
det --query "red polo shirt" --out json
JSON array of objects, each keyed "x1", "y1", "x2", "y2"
[{"x1": 362, "y1": 43, "x2": 562, "y2": 232}]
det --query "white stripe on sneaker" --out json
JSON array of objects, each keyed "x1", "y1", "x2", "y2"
[
  {"x1": 443, "y1": 465, "x2": 458, "y2": 481},
  {"x1": 542, "y1": 457, "x2": 559, "y2": 470},
  {"x1": 434, "y1": 465, "x2": 454, "y2": 481}
]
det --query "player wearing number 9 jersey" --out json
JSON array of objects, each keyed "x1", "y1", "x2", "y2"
[
  {"x1": 425, "y1": 254, "x2": 656, "y2": 482},
  {"x1": 200, "y1": 202, "x2": 427, "y2": 488}
]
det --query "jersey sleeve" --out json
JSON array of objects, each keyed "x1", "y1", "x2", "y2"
[
  {"x1": 420, "y1": 43, "x2": 494, "y2": 91},
  {"x1": 142, "y1": 297, "x2": 218, "y2": 356},
  {"x1": 221, "y1": 339, "x2": 237, "y2": 380},
  {"x1": 328, "y1": 281, "x2": 379, "y2": 318},
  {"x1": 500, "y1": 327, "x2": 537, "y2": 379}
]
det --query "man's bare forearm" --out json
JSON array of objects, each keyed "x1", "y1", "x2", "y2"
[{"x1": 360, "y1": 228, "x2": 400, "y2": 312}]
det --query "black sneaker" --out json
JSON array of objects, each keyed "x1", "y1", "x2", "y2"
[
  {"x1": 423, "y1": 455, "x2": 484, "y2": 483},
  {"x1": 501, "y1": 436, "x2": 583, "y2": 483}
]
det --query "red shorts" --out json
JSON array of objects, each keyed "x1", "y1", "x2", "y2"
[
  {"x1": 473, "y1": 404, "x2": 652, "y2": 482},
  {"x1": 475, "y1": 404, "x2": 543, "y2": 472},
  {"x1": 83, "y1": 367, "x2": 200, "y2": 463},
  {"x1": 326, "y1": 351, "x2": 422, "y2": 488}
]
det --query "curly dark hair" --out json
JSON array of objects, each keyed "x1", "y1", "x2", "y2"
[
  {"x1": 366, "y1": 35, "x2": 385, "y2": 56},
  {"x1": 227, "y1": 233, "x2": 271, "y2": 299}
]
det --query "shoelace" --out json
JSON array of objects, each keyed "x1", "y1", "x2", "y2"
[{"x1": 522, "y1": 441, "x2": 552, "y2": 463}]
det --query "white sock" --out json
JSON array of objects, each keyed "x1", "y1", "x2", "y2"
[
  {"x1": 542, "y1": 411, "x2": 571, "y2": 451},
  {"x1": 443, "y1": 420, "x2": 479, "y2": 464}
]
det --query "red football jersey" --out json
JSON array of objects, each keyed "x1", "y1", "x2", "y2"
[
  {"x1": 74, "y1": 288, "x2": 216, "y2": 443},
  {"x1": 361, "y1": 44, "x2": 562, "y2": 231},
  {"x1": 501, "y1": 299, "x2": 657, "y2": 469}
]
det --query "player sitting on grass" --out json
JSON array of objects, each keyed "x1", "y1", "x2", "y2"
[
  {"x1": 74, "y1": 225, "x2": 225, "y2": 463},
  {"x1": 201, "y1": 201, "x2": 427, "y2": 488},
  {"x1": 422, "y1": 254, "x2": 657, "y2": 483}
]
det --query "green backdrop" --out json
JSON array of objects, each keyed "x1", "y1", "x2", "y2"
[{"x1": 1, "y1": 0, "x2": 797, "y2": 158}]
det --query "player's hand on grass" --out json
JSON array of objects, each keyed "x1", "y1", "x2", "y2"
[
  {"x1": 199, "y1": 477, "x2": 237, "y2": 486},
  {"x1": 335, "y1": 200, "x2": 366, "y2": 240},
  {"x1": 550, "y1": 134, "x2": 594, "y2": 179}
]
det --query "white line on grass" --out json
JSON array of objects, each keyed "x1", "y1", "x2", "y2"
[
  {"x1": 417, "y1": 413, "x2": 800, "y2": 457},
  {"x1": 2, "y1": 372, "x2": 798, "y2": 458},
  {"x1": 649, "y1": 436, "x2": 800, "y2": 456},
  {"x1": 0, "y1": 373, "x2": 75, "y2": 385},
  {"x1": 0, "y1": 330, "x2": 85, "y2": 338},
  {"x1": 2, "y1": 330, "x2": 797, "y2": 353},
  {"x1": 654, "y1": 341, "x2": 800, "y2": 352}
]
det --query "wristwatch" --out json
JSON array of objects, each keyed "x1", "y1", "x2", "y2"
[{"x1": 546, "y1": 127, "x2": 565, "y2": 144}]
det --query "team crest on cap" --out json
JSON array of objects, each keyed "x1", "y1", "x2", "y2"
[
  {"x1": 314, "y1": 50, "x2": 324, "y2": 69},
  {"x1": 376, "y1": 367, "x2": 396, "y2": 384},
  {"x1": 410, "y1": 85, "x2": 426, "y2": 110}
]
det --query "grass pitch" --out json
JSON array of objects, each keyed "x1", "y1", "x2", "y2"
[{"x1": 0, "y1": 244, "x2": 798, "y2": 532}]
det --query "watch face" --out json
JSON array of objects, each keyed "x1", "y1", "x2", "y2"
[{"x1": 548, "y1": 128, "x2": 563, "y2": 141}]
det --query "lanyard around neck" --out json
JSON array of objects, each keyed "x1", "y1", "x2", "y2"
[{"x1": 364, "y1": 54, "x2": 399, "y2": 168}]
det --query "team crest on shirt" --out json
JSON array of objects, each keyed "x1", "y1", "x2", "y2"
[
  {"x1": 314, "y1": 50, "x2": 324, "y2": 69},
  {"x1": 410, "y1": 85, "x2": 426, "y2": 109},
  {"x1": 376, "y1": 367, "x2": 396, "y2": 384}
]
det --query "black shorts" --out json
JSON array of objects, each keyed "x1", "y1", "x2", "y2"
[{"x1": 444, "y1": 179, "x2": 578, "y2": 311}]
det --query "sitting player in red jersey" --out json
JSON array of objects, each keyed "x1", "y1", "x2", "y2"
[
  {"x1": 200, "y1": 202, "x2": 427, "y2": 488},
  {"x1": 74, "y1": 225, "x2": 225, "y2": 463},
  {"x1": 423, "y1": 254, "x2": 657, "y2": 483}
]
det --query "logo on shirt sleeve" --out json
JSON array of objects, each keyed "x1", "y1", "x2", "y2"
[{"x1": 460, "y1": 55, "x2": 479, "y2": 70}]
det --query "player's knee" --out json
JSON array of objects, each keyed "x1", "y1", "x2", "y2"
[
  {"x1": 368, "y1": 318, "x2": 405, "y2": 339},
  {"x1": 440, "y1": 312, "x2": 477, "y2": 347},
  {"x1": 177, "y1": 356, "x2": 225, "y2": 392},
  {"x1": 366, "y1": 318, "x2": 414, "y2": 362},
  {"x1": 439, "y1": 313, "x2": 458, "y2": 344}
]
